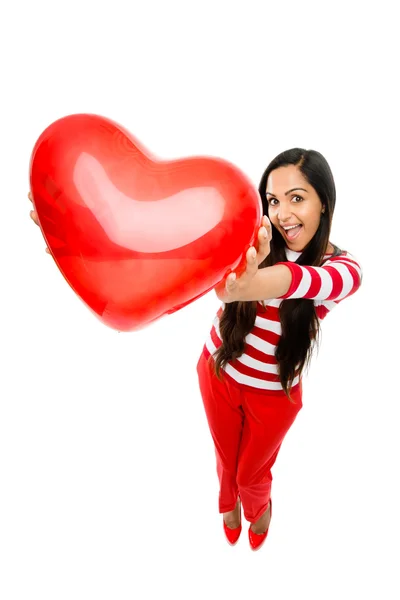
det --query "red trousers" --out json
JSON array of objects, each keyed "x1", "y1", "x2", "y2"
[{"x1": 196, "y1": 352, "x2": 303, "y2": 524}]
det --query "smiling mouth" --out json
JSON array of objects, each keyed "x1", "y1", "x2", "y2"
[
  {"x1": 283, "y1": 224, "x2": 303, "y2": 240},
  {"x1": 282, "y1": 224, "x2": 303, "y2": 240}
]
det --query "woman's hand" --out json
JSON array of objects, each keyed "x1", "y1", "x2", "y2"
[
  {"x1": 215, "y1": 215, "x2": 272, "y2": 303},
  {"x1": 28, "y1": 192, "x2": 50, "y2": 254}
]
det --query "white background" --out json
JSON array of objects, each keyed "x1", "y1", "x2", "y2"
[{"x1": 1, "y1": 1, "x2": 399, "y2": 599}]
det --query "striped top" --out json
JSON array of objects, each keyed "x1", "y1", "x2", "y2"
[{"x1": 202, "y1": 246, "x2": 363, "y2": 395}]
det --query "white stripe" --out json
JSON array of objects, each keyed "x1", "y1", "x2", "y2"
[
  {"x1": 266, "y1": 298, "x2": 283, "y2": 308},
  {"x1": 236, "y1": 353, "x2": 279, "y2": 374},
  {"x1": 254, "y1": 315, "x2": 282, "y2": 334},
  {"x1": 286, "y1": 265, "x2": 347, "y2": 300},
  {"x1": 212, "y1": 316, "x2": 222, "y2": 340},
  {"x1": 328, "y1": 263, "x2": 355, "y2": 301},
  {"x1": 288, "y1": 267, "x2": 313, "y2": 298},
  {"x1": 246, "y1": 332, "x2": 276, "y2": 355},
  {"x1": 315, "y1": 302, "x2": 338, "y2": 319},
  {"x1": 328, "y1": 258, "x2": 362, "y2": 279},
  {"x1": 320, "y1": 301, "x2": 338, "y2": 314},
  {"x1": 213, "y1": 315, "x2": 278, "y2": 355},
  {"x1": 213, "y1": 315, "x2": 279, "y2": 355},
  {"x1": 214, "y1": 315, "x2": 281, "y2": 348},
  {"x1": 315, "y1": 299, "x2": 337, "y2": 311},
  {"x1": 311, "y1": 267, "x2": 333, "y2": 299},
  {"x1": 204, "y1": 329, "x2": 278, "y2": 374},
  {"x1": 209, "y1": 317, "x2": 278, "y2": 371},
  {"x1": 225, "y1": 363, "x2": 300, "y2": 390},
  {"x1": 205, "y1": 335, "x2": 217, "y2": 356},
  {"x1": 344, "y1": 252, "x2": 358, "y2": 262}
]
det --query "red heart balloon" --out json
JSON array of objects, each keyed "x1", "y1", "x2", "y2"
[{"x1": 29, "y1": 114, "x2": 262, "y2": 331}]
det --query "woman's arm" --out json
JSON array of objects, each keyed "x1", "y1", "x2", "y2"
[
  {"x1": 220, "y1": 264, "x2": 292, "y2": 301},
  {"x1": 219, "y1": 253, "x2": 362, "y2": 303},
  {"x1": 274, "y1": 254, "x2": 362, "y2": 301}
]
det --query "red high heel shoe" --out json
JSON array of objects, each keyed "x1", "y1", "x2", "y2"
[
  {"x1": 223, "y1": 498, "x2": 242, "y2": 545},
  {"x1": 248, "y1": 498, "x2": 272, "y2": 551}
]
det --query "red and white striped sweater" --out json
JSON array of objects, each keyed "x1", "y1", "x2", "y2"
[{"x1": 202, "y1": 247, "x2": 363, "y2": 395}]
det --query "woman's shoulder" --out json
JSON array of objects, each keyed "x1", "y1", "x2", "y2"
[
  {"x1": 322, "y1": 245, "x2": 362, "y2": 274},
  {"x1": 324, "y1": 242, "x2": 360, "y2": 260}
]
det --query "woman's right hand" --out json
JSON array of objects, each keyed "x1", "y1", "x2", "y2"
[{"x1": 28, "y1": 192, "x2": 50, "y2": 254}]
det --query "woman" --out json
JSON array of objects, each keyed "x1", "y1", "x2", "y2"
[
  {"x1": 28, "y1": 148, "x2": 362, "y2": 552},
  {"x1": 196, "y1": 148, "x2": 362, "y2": 550}
]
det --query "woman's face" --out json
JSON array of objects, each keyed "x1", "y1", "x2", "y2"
[{"x1": 265, "y1": 165, "x2": 325, "y2": 252}]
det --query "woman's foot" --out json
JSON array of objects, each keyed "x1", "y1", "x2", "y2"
[
  {"x1": 223, "y1": 498, "x2": 241, "y2": 529},
  {"x1": 250, "y1": 500, "x2": 272, "y2": 535},
  {"x1": 223, "y1": 498, "x2": 242, "y2": 545}
]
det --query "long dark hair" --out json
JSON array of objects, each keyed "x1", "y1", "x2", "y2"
[{"x1": 212, "y1": 148, "x2": 342, "y2": 401}]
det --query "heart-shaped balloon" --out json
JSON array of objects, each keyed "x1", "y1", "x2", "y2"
[{"x1": 29, "y1": 114, "x2": 262, "y2": 331}]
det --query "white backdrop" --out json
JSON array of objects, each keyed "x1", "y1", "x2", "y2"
[{"x1": 1, "y1": 1, "x2": 399, "y2": 599}]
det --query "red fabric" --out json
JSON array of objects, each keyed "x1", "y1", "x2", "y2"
[
  {"x1": 275, "y1": 251, "x2": 362, "y2": 301},
  {"x1": 275, "y1": 260, "x2": 304, "y2": 297},
  {"x1": 202, "y1": 345, "x2": 301, "y2": 396},
  {"x1": 196, "y1": 352, "x2": 303, "y2": 523}
]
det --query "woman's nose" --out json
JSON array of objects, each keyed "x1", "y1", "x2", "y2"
[{"x1": 277, "y1": 204, "x2": 292, "y2": 221}]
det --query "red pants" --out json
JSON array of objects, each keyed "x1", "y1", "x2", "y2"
[{"x1": 196, "y1": 352, "x2": 303, "y2": 524}]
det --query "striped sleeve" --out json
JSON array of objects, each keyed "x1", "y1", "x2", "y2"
[{"x1": 275, "y1": 252, "x2": 363, "y2": 301}]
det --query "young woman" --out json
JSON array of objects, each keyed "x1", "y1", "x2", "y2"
[
  {"x1": 28, "y1": 148, "x2": 362, "y2": 552},
  {"x1": 196, "y1": 148, "x2": 363, "y2": 551}
]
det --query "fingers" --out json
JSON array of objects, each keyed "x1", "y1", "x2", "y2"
[
  {"x1": 29, "y1": 191, "x2": 39, "y2": 226},
  {"x1": 214, "y1": 270, "x2": 237, "y2": 302},
  {"x1": 28, "y1": 194, "x2": 49, "y2": 253},
  {"x1": 262, "y1": 215, "x2": 272, "y2": 239},
  {"x1": 225, "y1": 270, "x2": 237, "y2": 288},
  {"x1": 244, "y1": 246, "x2": 258, "y2": 280},
  {"x1": 28, "y1": 192, "x2": 39, "y2": 226},
  {"x1": 258, "y1": 226, "x2": 268, "y2": 243},
  {"x1": 30, "y1": 209, "x2": 39, "y2": 226},
  {"x1": 228, "y1": 247, "x2": 257, "y2": 285},
  {"x1": 219, "y1": 246, "x2": 258, "y2": 302},
  {"x1": 221, "y1": 218, "x2": 271, "y2": 302},
  {"x1": 255, "y1": 216, "x2": 272, "y2": 264},
  {"x1": 28, "y1": 193, "x2": 39, "y2": 224}
]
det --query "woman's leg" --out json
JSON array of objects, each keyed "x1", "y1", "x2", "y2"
[
  {"x1": 236, "y1": 384, "x2": 303, "y2": 524},
  {"x1": 196, "y1": 353, "x2": 244, "y2": 514}
]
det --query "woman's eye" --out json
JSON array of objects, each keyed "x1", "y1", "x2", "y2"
[{"x1": 268, "y1": 195, "x2": 302, "y2": 205}]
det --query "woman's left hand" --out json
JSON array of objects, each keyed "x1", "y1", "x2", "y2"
[{"x1": 215, "y1": 215, "x2": 272, "y2": 303}]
